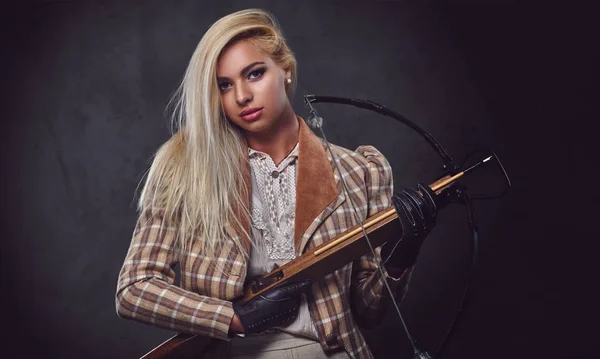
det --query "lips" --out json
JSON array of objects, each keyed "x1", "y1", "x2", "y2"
[{"x1": 239, "y1": 107, "x2": 264, "y2": 121}]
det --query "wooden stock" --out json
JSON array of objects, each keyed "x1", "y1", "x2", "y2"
[
  {"x1": 239, "y1": 175, "x2": 453, "y2": 305},
  {"x1": 140, "y1": 333, "x2": 210, "y2": 359},
  {"x1": 239, "y1": 207, "x2": 402, "y2": 304}
]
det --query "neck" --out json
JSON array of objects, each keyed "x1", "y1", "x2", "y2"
[{"x1": 246, "y1": 105, "x2": 299, "y2": 165}]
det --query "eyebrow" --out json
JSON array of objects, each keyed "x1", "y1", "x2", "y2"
[{"x1": 217, "y1": 61, "x2": 265, "y2": 82}]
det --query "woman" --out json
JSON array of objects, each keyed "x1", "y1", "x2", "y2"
[{"x1": 116, "y1": 8, "x2": 436, "y2": 359}]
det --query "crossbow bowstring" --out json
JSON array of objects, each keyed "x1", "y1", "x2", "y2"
[{"x1": 304, "y1": 97, "x2": 432, "y2": 359}]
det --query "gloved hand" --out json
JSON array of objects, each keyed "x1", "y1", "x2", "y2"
[
  {"x1": 381, "y1": 183, "x2": 438, "y2": 269},
  {"x1": 232, "y1": 280, "x2": 313, "y2": 335}
]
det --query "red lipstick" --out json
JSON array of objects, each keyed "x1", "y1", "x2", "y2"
[{"x1": 239, "y1": 107, "x2": 263, "y2": 121}]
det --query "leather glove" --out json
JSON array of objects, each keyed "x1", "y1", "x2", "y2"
[
  {"x1": 381, "y1": 183, "x2": 438, "y2": 269},
  {"x1": 232, "y1": 280, "x2": 313, "y2": 335}
]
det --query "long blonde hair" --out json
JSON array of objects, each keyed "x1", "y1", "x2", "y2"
[{"x1": 136, "y1": 9, "x2": 297, "y2": 259}]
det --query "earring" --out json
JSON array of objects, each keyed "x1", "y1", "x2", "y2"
[{"x1": 286, "y1": 78, "x2": 292, "y2": 84}]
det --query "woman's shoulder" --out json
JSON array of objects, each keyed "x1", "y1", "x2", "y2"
[
  {"x1": 328, "y1": 142, "x2": 391, "y2": 169},
  {"x1": 157, "y1": 130, "x2": 186, "y2": 155},
  {"x1": 150, "y1": 130, "x2": 187, "y2": 169},
  {"x1": 326, "y1": 142, "x2": 394, "y2": 193},
  {"x1": 144, "y1": 131, "x2": 187, "y2": 189}
]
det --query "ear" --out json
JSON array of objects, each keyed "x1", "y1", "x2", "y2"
[{"x1": 285, "y1": 69, "x2": 291, "y2": 80}]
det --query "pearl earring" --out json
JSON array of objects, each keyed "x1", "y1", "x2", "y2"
[{"x1": 286, "y1": 78, "x2": 292, "y2": 84}]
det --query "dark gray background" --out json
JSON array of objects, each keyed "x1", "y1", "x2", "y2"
[{"x1": 2, "y1": 1, "x2": 597, "y2": 358}]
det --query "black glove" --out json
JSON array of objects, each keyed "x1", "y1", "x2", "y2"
[
  {"x1": 232, "y1": 280, "x2": 313, "y2": 335},
  {"x1": 381, "y1": 183, "x2": 438, "y2": 269}
]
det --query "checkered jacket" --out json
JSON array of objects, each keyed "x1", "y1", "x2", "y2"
[{"x1": 115, "y1": 118, "x2": 413, "y2": 358}]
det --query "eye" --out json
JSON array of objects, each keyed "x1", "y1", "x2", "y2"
[
  {"x1": 218, "y1": 81, "x2": 231, "y2": 92},
  {"x1": 248, "y1": 68, "x2": 265, "y2": 80}
]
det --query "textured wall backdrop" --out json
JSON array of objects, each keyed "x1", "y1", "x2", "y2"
[{"x1": 1, "y1": 1, "x2": 596, "y2": 358}]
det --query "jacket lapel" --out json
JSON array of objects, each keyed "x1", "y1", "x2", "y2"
[{"x1": 294, "y1": 117, "x2": 345, "y2": 254}]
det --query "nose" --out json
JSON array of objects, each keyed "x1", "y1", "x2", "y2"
[{"x1": 235, "y1": 82, "x2": 252, "y2": 106}]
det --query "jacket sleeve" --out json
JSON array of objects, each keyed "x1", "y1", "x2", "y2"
[
  {"x1": 350, "y1": 145, "x2": 414, "y2": 328},
  {"x1": 115, "y1": 208, "x2": 235, "y2": 340}
]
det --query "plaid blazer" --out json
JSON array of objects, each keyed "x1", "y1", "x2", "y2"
[{"x1": 116, "y1": 117, "x2": 413, "y2": 359}]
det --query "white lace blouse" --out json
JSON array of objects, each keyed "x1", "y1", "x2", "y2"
[{"x1": 247, "y1": 142, "x2": 319, "y2": 340}]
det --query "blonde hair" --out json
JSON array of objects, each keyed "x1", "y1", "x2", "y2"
[{"x1": 137, "y1": 9, "x2": 297, "y2": 259}]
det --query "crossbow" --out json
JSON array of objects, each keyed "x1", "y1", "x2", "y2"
[
  {"x1": 290, "y1": 94, "x2": 511, "y2": 358},
  {"x1": 141, "y1": 95, "x2": 510, "y2": 359}
]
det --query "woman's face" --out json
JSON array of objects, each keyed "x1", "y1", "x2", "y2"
[{"x1": 217, "y1": 39, "x2": 292, "y2": 136}]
